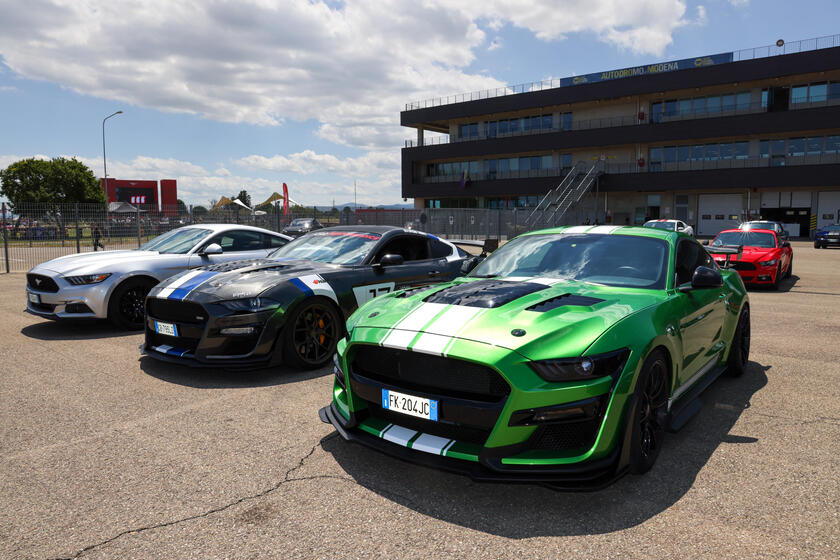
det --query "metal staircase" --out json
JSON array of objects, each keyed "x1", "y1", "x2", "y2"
[{"x1": 525, "y1": 161, "x2": 604, "y2": 229}]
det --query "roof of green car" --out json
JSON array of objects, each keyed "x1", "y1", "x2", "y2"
[{"x1": 522, "y1": 225, "x2": 681, "y2": 242}]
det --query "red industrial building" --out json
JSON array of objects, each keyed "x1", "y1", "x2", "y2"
[{"x1": 101, "y1": 179, "x2": 178, "y2": 214}]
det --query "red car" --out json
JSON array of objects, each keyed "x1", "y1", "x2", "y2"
[{"x1": 706, "y1": 228, "x2": 792, "y2": 288}]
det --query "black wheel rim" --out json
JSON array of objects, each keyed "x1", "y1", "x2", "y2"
[
  {"x1": 292, "y1": 303, "x2": 339, "y2": 365},
  {"x1": 639, "y1": 361, "x2": 668, "y2": 458},
  {"x1": 739, "y1": 310, "x2": 750, "y2": 366},
  {"x1": 119, "y1": 286, "x2": 148, "y2": 326}
]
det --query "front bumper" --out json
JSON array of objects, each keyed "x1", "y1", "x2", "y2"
[
  {"x1": 323, "y1": 338, "x2": 636, "y2": 490},
  {"x1": 142, "y1": 297, "x2": 286, "y2": 369},
  {"x1": 25, "y1": 271, "x2": 113, "y2": 320}
]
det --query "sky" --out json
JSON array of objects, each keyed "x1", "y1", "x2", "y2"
[{"x1": 0, "y1": 0, "x2": 838, "y2": 208}]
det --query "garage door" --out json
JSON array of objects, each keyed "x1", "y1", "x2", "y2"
[
  {"x1": 817, "y1": 191, "x2": 840, "y2": 229},
  {"x1": 698, "y1": 194, "x2": 743, "y2": 236}
]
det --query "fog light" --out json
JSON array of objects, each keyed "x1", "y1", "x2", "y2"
[{"x1": 220, "y1": 327, "x2": 256, "y2": 335}]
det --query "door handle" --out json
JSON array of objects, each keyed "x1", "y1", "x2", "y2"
[{"x1": 428, "y1": 270, "x2": 441, "y2": 277}]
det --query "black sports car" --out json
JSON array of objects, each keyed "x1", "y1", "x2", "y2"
[
  {"x1": 142, "y1": 226, "x2": 477, "y2": 369},
  {"x1": 282, "y1": 218, "x2": 324, "y2": 238}
]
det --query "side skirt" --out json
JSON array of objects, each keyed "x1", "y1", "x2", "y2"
[{"x1": 666, "y1": 363, "x2": 728, "y2": 432}]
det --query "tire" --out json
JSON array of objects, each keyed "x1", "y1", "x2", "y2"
[
  {"x1": 628, "y1": 349, "x2": 669, "y2": 475},
  {"x1": 726, "y1": 305, "x2": 750, "y2": 377},
  {"x1": 814, "y1": 241, "x2": 820, "y2": 249},
  {"x1": 784, "y1": 256, "x2": 792, "y2": 279},
  {"x1": 108, "y1": 277, "x2": 156, "y2": 330},
  {"x1": 772, "y1": 262, "x2": 782, "y2": 290},
  {"x1": 282, "y1": 298, "x2": 342, "y2": 370}
]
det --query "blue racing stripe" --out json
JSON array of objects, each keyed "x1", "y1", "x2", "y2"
[
  {"x1": 168, "y1": 271, "x2": 219, "y2": 301},
  {"x1": 289, "y1": 277, "x2": 313, "y2": 296}
]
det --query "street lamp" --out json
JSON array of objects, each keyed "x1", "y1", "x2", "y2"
[{"x1": 102, "y1": 110, "x2": 123, "y2": 193}]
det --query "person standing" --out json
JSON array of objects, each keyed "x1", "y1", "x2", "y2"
[{"x1": 92, "y1": 222, "x2": 105, "y2": 251}]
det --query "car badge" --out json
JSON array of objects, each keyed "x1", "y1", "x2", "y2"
[
  {"x1": 35, "y1": 278, "x2": 41, "y2": 286},
  {"x1": 511, "y1": 329, "x2": 526, "y2": 337}
]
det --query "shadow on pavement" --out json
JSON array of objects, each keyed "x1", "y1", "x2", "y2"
[
  {"x1": 322, "y1": 360, "x2": 768, "y2": 538},
  {"x1": 138, "y1": 355, "x2": 331, "y2": 389},
  {"x1": 21, "y1": 320, "x2": 137, "y2": 340},
  {"x1": 746, "y1": 275, "x2": 799, "y2": 293}
]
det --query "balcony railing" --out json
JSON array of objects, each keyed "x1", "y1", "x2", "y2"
[
  {"x1": 404, "y1": 97, "x2": 840, "y2": 148},
  {"x1": 405, "y1": 34, "x2": 840, "y2": 111},
  {"x1": 418, "y1": 153, "x2": 840, "y2": 183}
]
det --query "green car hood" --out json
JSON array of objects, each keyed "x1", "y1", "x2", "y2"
[{"x1": 351, "y1": 277, "x2": 665, "y2": 361}]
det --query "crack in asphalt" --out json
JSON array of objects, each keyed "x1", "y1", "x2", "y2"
[
  {"x1": 748, "y1": 411, "x2": 840, "y2": 426},
  {"x1": 51, "y1": 433, "x2": 339, "y2": 560}
]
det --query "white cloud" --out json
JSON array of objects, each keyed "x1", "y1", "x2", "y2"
[
  {"x1": 236, "y1": 150, "x2": 399, "y2": 178},
  {"x1": 695, "y1": 5, "x2": 708, "y2": 25},
  {"x1": 0, "y1": 0, "x2": 696, "y2": 152},
  {"x1": 488, "y1": 37, "x2": 503, "y2": 51},
  {"x1": 728, "y1": 0, "x2": 749, "y2": 6},
  {"x1": 0, "y1": 85, "x2": 19, "y2": 93}
]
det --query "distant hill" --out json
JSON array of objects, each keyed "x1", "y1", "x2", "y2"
[{"x1": 316, "y1": 202, "x2": 414, "y2": 211}]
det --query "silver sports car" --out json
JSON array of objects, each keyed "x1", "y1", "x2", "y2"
[{"x1": 25, "y1": 224, "x2": 291, "y2": 329}]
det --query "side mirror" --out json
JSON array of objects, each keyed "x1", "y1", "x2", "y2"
[
  {"x1": 782, "y1": 241, "x2": 791, "y2": 248},
  {"x1": 200, "y1": 243, "x2": 223, "y2": 256},
  {"x1": 701, "y1": 239, "x2": 709, "y2": 246},
  {"x1": 782, "y1": 230, "x2": 789, "y2": 237},
  {"x1": 460, "y1": 257, "x2": 479, "y2": 274},
  {"x1": 378, "y1": 254, "x2": 404, "y2": 267},
  {"x1": 679, "y1": 265, "x2": 723, "y2": 292}
]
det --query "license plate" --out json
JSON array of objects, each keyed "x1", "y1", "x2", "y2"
[
  {"x1": 154, "y1": 321, "x2": 178, "y2": 337},
  {"x1": 828, "y1": 238, "x2": 839, "y2": 243},
  {"x1": 381, "y1": 389, "x2": 438, "y2": 421},
  {"x1": 28, "y1": 292, "x2": 39, "y2": 304}
]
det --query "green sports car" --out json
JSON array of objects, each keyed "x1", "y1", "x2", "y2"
[{"x1": 319, "y1": 225, "x2": 750, "y2": 489}]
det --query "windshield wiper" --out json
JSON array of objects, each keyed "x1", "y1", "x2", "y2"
[{"x1": 470, "y1": 274, "x2": 499, "y2": 278}]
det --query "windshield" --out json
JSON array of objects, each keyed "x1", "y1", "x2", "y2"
[
  {"x1": 712, "y1": 231, "x2": 776, "y2": 248},
  {"x1": 644, "y1": 221, "x2": 676, "y2": 231},
  {"x1": 822, "y1": 225, "x2": 840, "y2": 231},
  {"x1": 269, "y1": 231, "x2": 381, "y2": 264},
  {"x1": 289, "y1": 219, "x2": 310, "y2": 227},
  {"x1": 742, "y1": 222, "x2": 776, "y2": 230},
  {"x1": 139, "y1": 228, "x2": 211, "y2": 254},
  {"x1": 470, "y1": 233, "x2": 669, "y2": 289}
]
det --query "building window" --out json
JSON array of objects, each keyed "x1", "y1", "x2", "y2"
[
  {"x1": 809, "y1": 82, "x2": 828, "y2": 103},
  {"x1": 734, "y1": 141, "x2": 749, "y2": 159},
  {"x1": 664, "y1": 99, "x2": 678, "y2": 117},
  {"x1": 722, "y1": 94, "x2": 736, "y2": 112},
  {"x1": 736, "y1": 92, "x2": 751, "y2": 110},
  {"x1": 691, "y1": 145, "x2": 705, "y2": 161},
  {"x1": 791, "y1": 85, "x2": 809, "y2": 104},
  {"x1": 561, "y1": 112, "x2": 573, "y2": 131},
  {"x1": 678, "y1": 99, "x2": 692, "y2": 116},
  {"x1": 719, "y1": 142, "x2": 733, "y2": 160},
  {"x1": 649, "y1": 147, "x2": 662, "y2": 171},
  {"x1": 706, "y1": 95, "x2": 721, "y2": 113},
  {"x1": 693, "y1": 97, "x2": 706, "y2": 115},
  {"x1": 829, "y1": 82, "x2": 840, "y2": 101},
  {"x1": 806, "y1": 137, "x2": 824, "y2": 155},
  {"x1": 459, "y1": 123, "x2": 478, "y2": 138},
  {"x1": 826, "y1": 135, "x2": 840, "y2": 154},
  {"x1": 651, "y1": 102, "x2": 662, "y2": 123},
  {"x1": 761, "y1": 89, "x2": 769, "y2": 108},
  {"x1": 705, "y1": 143, "x2": 719, "y2": 161}
]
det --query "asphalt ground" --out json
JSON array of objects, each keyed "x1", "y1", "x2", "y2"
[{"x1": 1, "y1": 241, "x2": 838, "y2": 559}]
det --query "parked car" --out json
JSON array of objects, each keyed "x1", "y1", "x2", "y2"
[
  {"x1": 706, "y1": 228, "x2": 792, "y2": 288},
  {"x1": 813, "y1": 224, "x2": 840, "y2": 248},
  {"x1": 643, "y1": 219, "x2": 694, "y2": 237},
  {"x1": 739, "y1": 220, "x2": 788, "y2": 239},
  {"x1": 282, "y1": 218, "x2": 324, "y2": 238},
  {"x1": 142, "y1": 226, "x2": 477, "y2": 370},
  {"x1": 321, "y1": 225, "x2": 750, "y2": 489},
  {"x1": 26, "y1": 225, "x2": 291, "y2": 329}
]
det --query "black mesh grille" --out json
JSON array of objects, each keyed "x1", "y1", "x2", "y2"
[
  {"x1": 27, "y1": 274, "x2": 59, "y2": 292},
  {"x1": 147, "y1": 331, "x2": 200, "y2": 354},
  {"x1": 530, "y1": 419, "x2": 602, "y2": 451},
  {"x1": 147, "y1": 298, "x2": 207, "y2": 324},
  {"x1": 351, "y1": 345, "x2": 509, "y2": 402},
  {"x1": 370, "y1": 404, "x2": 491, "y2": 445},
  {"x1": 30, "y1": 302, "x2": 56, "y2": 313},
  {"x1": 729, "y1": 261, "x2": 757, "y2": 271}
]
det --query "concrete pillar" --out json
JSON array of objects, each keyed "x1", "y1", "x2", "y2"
[{"x1": 417, "y1": 126, "x2": 424, "y2": 147}]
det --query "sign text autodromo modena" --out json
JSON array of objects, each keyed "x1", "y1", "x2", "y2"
[{"x1": 558, "y1": 52, "x2": 734, "y2": 88}]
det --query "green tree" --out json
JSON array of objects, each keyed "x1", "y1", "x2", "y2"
[
  {"x1": 231, "y1": 189, "x2": 251, "y2": 207},
  {"x1": 176, "y1": 199, "x2": 188, "y2": 214},
  {"x1": 0, "y1": 157, "x2": 105, "y2": 209},
  {"x1": 192, "y1": 205, "x2": 208, "y2": 217}
]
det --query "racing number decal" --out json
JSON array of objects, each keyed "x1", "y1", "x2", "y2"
[{"x1": 352, "y1": 282, "x2": 395, "y2": 307}]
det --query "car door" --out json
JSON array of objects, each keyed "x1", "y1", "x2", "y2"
[
  {"x1": 189, "y1": 229, "x2": 274, "y2": 267},
  {"x1": 674, "y1": 239, "x2": 728, "y2": 387}
]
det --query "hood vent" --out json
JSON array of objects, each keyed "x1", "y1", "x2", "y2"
[
  {"x1": 203, "y1": 258, "x2": 274, "y2": 273},
  {"x1": 527, "y1": 294, "x2": 604, "y2": 312},
  {"x1": 423, "y1": 279, "x2": 548, "y2": 309},
  {"x1": 396, "y1": 285, "x2": 436, "y2": 298}
]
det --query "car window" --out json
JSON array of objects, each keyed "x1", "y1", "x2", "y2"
[
  {"x1": 140, "y1": 228, "x2": 212, "y2": 254},
  {"x1": 676, "y1": 239, "x2": 715, "y2": 285},
  {"x1": 264, "y1": 233, "x2": 288, "y2": 249},
  {"x1": 206, "y1": 230, "x2": 265, "y2": 252},
  {"x1": 429, "y1": 237, "x2": 452, "y2": 258},
  {"x1": 712, "y1": 231, "x2": 777, "y2": 248},
  {"x1": 374, "y1": 235, "x2": 430, "y2": 262}
]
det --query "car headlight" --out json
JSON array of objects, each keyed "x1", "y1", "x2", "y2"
[
  {"x1": 759, "y1": 259, "x2": 777, "y2": 267},
  {"x1": 218, "y1": 297, "x2": 281, "y2": 313},
  {"x1": 64, "y1": 273, "x2": 112, "y2": 285},
  {"x1": 529, "y1": 349, "x2": 630, "y2": 383}
]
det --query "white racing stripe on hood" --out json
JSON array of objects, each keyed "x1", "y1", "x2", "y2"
[
  {"x1": 156, "y1": 270, "x2": 206, "y2": 299},
  {"x1": 411, "y1": 305, "x2": 486, "y2": 355},
  {"x1": 588, "y1": 225, "x2": 622, "y2": 234},
  {"x1": 564, "y1": 225, "x2": 591, "y2": 233},
  {"x1": 378, "y1": 302, "x2": 447, "y2": 349}
]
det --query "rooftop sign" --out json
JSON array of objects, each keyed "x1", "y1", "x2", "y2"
[{"x1": 558, "y1": 52, "x2": 734, "y2": 87}]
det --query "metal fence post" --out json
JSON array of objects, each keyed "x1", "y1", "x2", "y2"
[
  {"x1": 498, "y1": 209, "x2": 502, "y2": 239},
  {"x1": 136, "y1": 207, "x2": 141, "y2": 248},
  {"x1": 2, "y1": 203, "x2": 9, "y2": 273},
  {"x1": 276, "y1": 201, "x2": 281, "y2": 232},
  {"x1": 74, "y1": 203, "x2": 80, "y2": 253}
]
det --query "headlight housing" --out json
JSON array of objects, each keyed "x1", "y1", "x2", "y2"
[
  {"x1": 65, "y1": 273, "x2": 111, "y2": 285},
  {"x1": 529, "y1": 349, "x2": 630, "y2": 383},
  {"x1": 218, "y1": 297, "x2": 281, "y2": 313},
  {"x1": 759, "y1": 259, "x2": 777, "y2": 267}
]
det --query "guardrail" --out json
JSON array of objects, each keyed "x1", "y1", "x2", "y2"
[{"x1": 405, "y1": 34, "x2": 840, "y2": 111}]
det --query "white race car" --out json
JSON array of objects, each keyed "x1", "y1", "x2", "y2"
[
  {"x1": 25, "y1": 224, "x2": 291, "y2": 329},
  {"x1": 643, "y1": 219, "x2": 694, "y2": 237}
]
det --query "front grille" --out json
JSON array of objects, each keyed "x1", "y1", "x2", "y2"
[
  {"x1": 729, "y1": 261, "x2": 757, "y2": 271},
  {"x1": 147, "y1": 330, "x2": 200, "y2": 354},
  {"x1": 369, "y1": 404, "x2": 491, "y2": 445},
  {"x1": 147, "y1": 298, "x2": 207, "y2": 324},
  {"x1": 530, "y1": 419, "x2": 603, "y2": 451},
  {"x1": 30, "y1": 302, "x2": 56, "y2": 313},
  {"x1": 351, "y1": 345, "x2": 509, "y2": 402},
  {"x1": 27, "y1": 274, "x2": 59, "y2": 292}
]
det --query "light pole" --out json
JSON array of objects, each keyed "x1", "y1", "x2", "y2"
[{"x1": 102, "y1": 110, "x2": 123, "y2": 193}]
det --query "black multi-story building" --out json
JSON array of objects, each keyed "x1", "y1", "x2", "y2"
[{"x1": 401, "y1": 35, "x2": 840, "y2": 236}]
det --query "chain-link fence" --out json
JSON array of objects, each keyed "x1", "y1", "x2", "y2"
[{"x1": 1, "y1": 202, "x2": 579, "y2": 272}]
